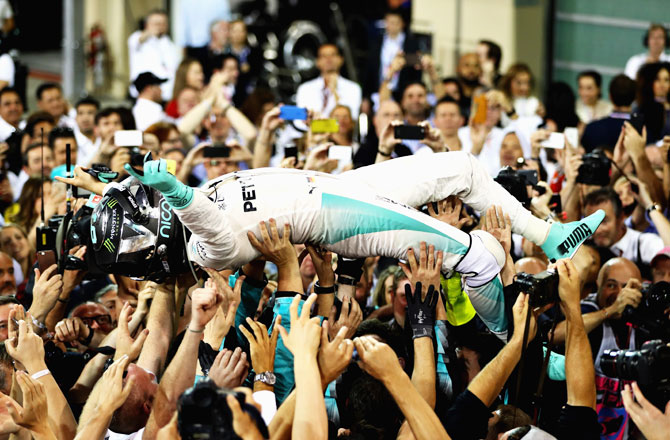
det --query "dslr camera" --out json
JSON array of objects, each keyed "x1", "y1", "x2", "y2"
[
  {"x1": 178, "y1": 378, "x2": 268, "y2": 440},
  {"x1": 622, "y1": 281, "x2": 670, "y2": 341},
  {"x1": 600, "y1": 339, "x2": 670, "y2": 409},
  {"x1": 577, "y1": 148, "x2": 611, "y2": 187},
  {"x1": 513, "y1": 270, "x2": 559, "y2": 308},
  {"x1": 495, "y1": 166, "x2": 538, "y2": 209}
]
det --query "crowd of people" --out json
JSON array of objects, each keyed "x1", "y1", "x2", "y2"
[{"x1": 0, "y1": 3, "x2": 667, "y2": 439}]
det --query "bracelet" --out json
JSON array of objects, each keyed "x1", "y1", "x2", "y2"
[
  {"x1": 337, "y1": 275, "x2": 358, "y2": 286},
  {"x1": 314, "y1": 282, "x2": 335, "y2": 295},
  {"x1": 603, "y1": 308, "x2": 610, "y2": 320},
  {"x1": 30, "y1": 369, "x2": 50, "y2": 380},
  {"x1": 377, "y1": 149, "x2": 391, "y2": 157},
  {"x1": 187, "y1": 326, "x2": 205, "y2": 333}
]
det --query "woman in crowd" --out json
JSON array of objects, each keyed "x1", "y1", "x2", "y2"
[
  {"x1": 636, "y1": 61, "x2": 670, "y2": 143},
  {"x1": 166, "y1": 58, "x2": 205, "y2": 118},
  {"x1": 0, "y1": 224, "x2": 34, "y2": 283},
  {"x1": 576, "y1": 70, "x2": 612, "y2": 124},
  {"x1": 499, "y1": 63, "x2": 544, "y2": 119}
]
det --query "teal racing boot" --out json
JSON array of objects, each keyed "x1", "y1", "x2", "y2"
[{"x1": 540, "y1": 209, "x2": 605, "y2": 263}]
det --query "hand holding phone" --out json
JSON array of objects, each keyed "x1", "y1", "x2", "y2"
[
  {"x1": 394, "y1": 125, "x2": 426, "y2": 140},
  {"x1": 279, "y1": 106, "x2": 308, "y2": 121}
]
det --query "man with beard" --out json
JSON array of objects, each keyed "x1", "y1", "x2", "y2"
[
  {"x1": 457, "y1": 53, "x2": 484, "y2": 119},
  {"x1": 583, "y1": 187, "x2": 665, "y2": 270}
]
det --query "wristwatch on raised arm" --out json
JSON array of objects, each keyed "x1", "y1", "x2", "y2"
[
  {"x1": 646, "y1": 203, "x2": 662, "y2": 215},
  {"x1": 254, "y1": 371, "x2": 276, "y2": 385}
]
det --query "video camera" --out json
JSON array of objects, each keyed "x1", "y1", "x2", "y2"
[
  {"x1": 577, "y1": 148, "x2": 611, "y2": 187},
  {"x1": 600, "y1": 339, "x2": 670, "y2": 409},
  {"x1": 513, "y1": 270, "x2": 559, "y2": 308},
  {"x1": 622, "y1": 281, "x2": 670, "y2": 341},
  {"x1": 494, "y1": 166, "x2": 539, "y2": 209},
  {"x1": 178, "y1": 378, "x2": 268, "y2": 440}
]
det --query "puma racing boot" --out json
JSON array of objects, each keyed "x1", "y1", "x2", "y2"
[{"x1": 540, "y1": 209, "x2": 605, "y2": 263}]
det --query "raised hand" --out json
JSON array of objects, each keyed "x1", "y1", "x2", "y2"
[
  {"x1": 327, "y1": 296, "x2": 361, "y2": 340},
  {"x1": 405, "y1": 282, "x2": 439, "y2": 339},
  {"x1": 276, "y1": 293, "x2": 321, "y2": 357},
  {"x1": 204, "y1": 267, "x2": 245, "y2": 312},
  {"x1": 239, "y1": 316, "x2": 280, "y2": 376},
  {"x1": 426, "y1": 196, "x2": 470, "y2": 229},
  {"x1": 481, "y1": 205, "x2": 512, "y2": 255},
  {"x1": 622, "y1": 382, "x2": 670, "y2": 440},
  {"x1": 114, "y1": 302, "x2": 149, "y2": 361},
  {"x1": 306, "y1": 245, "x2": 335, "y2": 287},
  {"x1": 54, "y1": 317, "x2": 90, "y2": 344},
  {"x1": 189, "y1": 279, "x2": 225, "y2": 332},
  {"x1": 226, "y1": 391, "x2": 265, "y2": 440},
  {"x1": 54, "y1": 165, "x2": 106, "y2": 195},
  {"x1": 399, "y1": 242, "x2": 443, "y2": 293},
  {"x1": 4, "y1": 371, "x2": 53, "y2": 438},
  {"x1": 247, "y1": 219, "x2": 296, "y2": 267},
  {"x1": 28, "y1": 264, "x2": 63, "y2": 322},
  {"x1": 318, "y1": 321, "x2": 354, "y2": 385},
  {"x1": 208, "y1": 347, "x2": 249, "y2": 388},
  {"x1": 6, "y1": 319, "x2": 47, "y2": 374},
  {"x1": 354, "y1": 335, "x2": 403, "y2": 382},
  {"x1": 91, "y1": 355, "x2": 135, "y2": 414}
]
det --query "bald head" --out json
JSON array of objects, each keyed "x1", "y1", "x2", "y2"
[
  {"x1": 373, "y1": 100, "x2": 403, "y2": 137},
  {"x1": 514, "y1": 257, "x2": 547, "y2": 275},
  {"x1": 596, "y1": 257, "x2": 641, "y2": 309},
  {"x1": 458, "y1": 53, "x2": 481, "y2": 83}
]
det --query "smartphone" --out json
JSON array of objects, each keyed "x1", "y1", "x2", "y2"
[
  {"x1": 114, "y1": 130, "x2": 143, "y2": 147},
  {"x1": 310, "y1": 119, "x2": 339, "y2": 133},
  {"x1": 630, "y1": 112, "x2": 645, "y2": 135},
  {"x1": 405, "y1": 52, "x2": 421, "y2": 66},
  {"x1": 37, "y1": 250, "x2": 57, "y2": 279},
  {"x1": 540, "y1": 132, "x2": 565, "y2": 149},
  {"x1": 564, "y1": 127, "x2": 578, "y2": 147},
  {"x1": 328, "y1": 145, "x2": 353, "y2": 161},
  {"x1": 518, "y1": 169, "x2": 538, "y2": 186},
  {"x1": 203, "y1": 145, "x2": 231, "y2": 158},
  {"x1": 472, "y1": 95, "x2": 488, "y2": 125},
  {"x1": 394, "y1": 125, "x2": 426, "y2": 140},
  {"x1": 284, "y1": 145, "x2": 298, "y2": 159},
  {"x1": 279, "y1": 105, "x2": 308, "y2": 121}
]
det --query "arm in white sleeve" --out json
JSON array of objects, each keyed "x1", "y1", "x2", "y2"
[{"x1": 253, "y1": 390, "x2": 278, "y2": 426}]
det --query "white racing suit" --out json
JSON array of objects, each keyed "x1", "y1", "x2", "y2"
[{"x1": 176, "y1": 152, "x2": 523, "y2": 338}]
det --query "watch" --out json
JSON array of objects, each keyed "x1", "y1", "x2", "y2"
[
  {"x1": 646, "y1": 203, "x2": 662, "y2": 215},
  {"x1": 254, "y1": 371, "x2": 276, "y2": 385}
]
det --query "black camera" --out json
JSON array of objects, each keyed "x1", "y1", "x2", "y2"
[
  {"x1": 600, "y1": 339, "x2": 670, "y2": 409},
  {"x1": 513, "y1": 270, "x2": 559, "y2": 308},
  {"x1": 577, "y1": 148, "x2": 611, "y2": 186},
  {"x1": 178, "y1": 379, "x2": 268, "y2": 440},
  {"x1": 495, "y1": 167, "x2": 535, "y2": 208},
  {"x1": 622, "y1": 281, "x2": 670, "y2": 341}
]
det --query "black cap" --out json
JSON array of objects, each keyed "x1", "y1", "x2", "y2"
[{"x1": 134, "y1": 72, "x2": 167, "y2": 93}]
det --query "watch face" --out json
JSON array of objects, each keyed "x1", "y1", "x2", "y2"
[{"x1": 256, "y1": 371, "x2": 276, "y2": 385}]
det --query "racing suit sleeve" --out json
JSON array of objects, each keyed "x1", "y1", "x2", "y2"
[
  {"x1": 463, "y1": 275, "x2": 508, "y2": 342},
  {"x1": 176, "y1": 190, "x2": 239, "y2": 270}
]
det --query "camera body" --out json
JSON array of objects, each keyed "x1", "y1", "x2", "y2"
[
  {"x1": 600, "y1": 339, "x2": 670, "y2": 409},
  {"x1": 178, "y1": 379, "x2": 268, "y2": 440},
  {"x1": 513, "y1": 270, "x2": 559, "y2": 308},
  {"x1": 495, "y1": 166, "x2": 533, "y2": 208},
  {"x1": 577, "y1": 148, "x2": 611, "y2": 186},
  {"x1": 622, "y1": 281, "x2": 670, "y2": 340}
]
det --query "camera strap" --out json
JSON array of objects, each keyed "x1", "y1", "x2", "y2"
[
  {"x1": 513, "y1": 303, "x2": 533, "y2": 406},
  {"x1": 531, "y1": 313, "x2": 560, "y2": 425}
]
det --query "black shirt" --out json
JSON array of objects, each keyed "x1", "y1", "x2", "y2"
[{"x1": 581, "y1": 113, "x2": 629, "y2": 153}]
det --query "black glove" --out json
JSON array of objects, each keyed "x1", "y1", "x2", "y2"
[{"x1": 405, "y1": 281, "x2": 439, "y2": 339}]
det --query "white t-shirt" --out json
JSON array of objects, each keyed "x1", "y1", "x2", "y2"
[
  {"x1": 0, "y1": 53, "x2": 14, "y2": 86},
  {"x1": 127, "y1": 31, "x2": 180, "y2": 101},
  {"x1": 296, "y1": 75, "x2": 362, "y2": 120},
  {"x1": 457, "y1": 126, "x2": 505, "y2": 177},
  {"x1": 624, "y1": 52, "x2": 670, "y2": 79},
  {"x1": 132, "y1": 98, "x2": 166, "y2": 131}
]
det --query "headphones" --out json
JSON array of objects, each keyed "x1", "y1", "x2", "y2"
[{"x1": 643, "y1": 24, "x2": 670, "y2": 48}]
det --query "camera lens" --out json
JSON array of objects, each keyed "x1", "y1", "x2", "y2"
[{"x1": 599, "y1": 349, "x2": 620, "y2": 378}]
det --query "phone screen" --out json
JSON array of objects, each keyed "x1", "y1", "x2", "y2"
[
  {"x1": 393, "y1": 125, "x2": 426, "y2": 140},
  {"x1": 279, "y1": 106, "x2": 308, "y2": 121}
]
